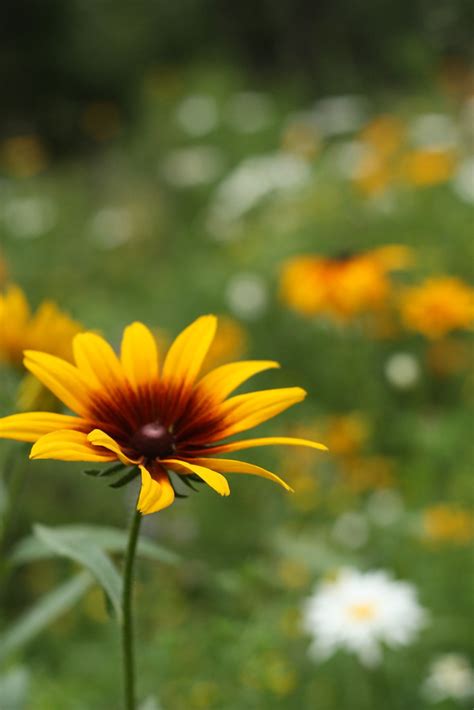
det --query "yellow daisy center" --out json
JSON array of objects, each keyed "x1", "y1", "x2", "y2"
[{"x1": 347, "y1": 602, "x2": 377, "y2": 621}]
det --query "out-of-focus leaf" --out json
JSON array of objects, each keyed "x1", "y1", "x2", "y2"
[
  {"x1": 108, "y1": 468, "x2": 139, "y2": 488},
  {"x1": 33, "y1": 524, "x2": 123, "y2": 621},
  {"x1": 0, "y1": 666, "x2": 30, "y2": 710},
  {"x1": 0, "y1": 477, "x2": 8, "y2": 519},
  {"x1": 83, "y1": 462, "x2": 126, "y2": 478},
  {"x1": 0, "y1": 573, "x2": 92, "y2": 663},
  {"x1": 11, "y1": 524, "x2": 179, "y2": 567}
]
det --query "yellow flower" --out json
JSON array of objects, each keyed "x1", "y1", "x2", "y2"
[
  {"x1": 0, "y1": 285, "x2": 82, "y2": 368},
  {"x1": 0, "y1": 285, "x2": 84, "y2": 410},
  {"x1": 400, "y1": 277, "x2": 474, "y2": 339},
  {"x1": 422, "y1": 504, "x2": 474, "y2": 544},
  {"x1": 402, "y1": 148, "x2": 457, "y2": 187},
  {"x1": 280, "y1": 246, "x2": 412, "y2": 322},
  {"x1": 0, "y1": 316, "x2": 326, "y2": 515}
]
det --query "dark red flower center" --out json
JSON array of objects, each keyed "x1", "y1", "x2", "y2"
[{"x1": 129, "y1": 421, "x2": 175, "y2": 459}]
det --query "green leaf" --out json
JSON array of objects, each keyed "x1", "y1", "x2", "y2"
[
  {"x1": 11, "y1": 524, "x2": 179, "y2": 567},
  {"x1": 109, "y1": 468, "x2": 139, "y2": 488},
  {"x1": 83, "y1": 462, "x2": 126, "y2": 478},
  {"x1": 0, "y1": 572, "x2": 92, "y2": 663},
  {"x1": 33, "y1": 524, "x2": 123, "y2": 621}
]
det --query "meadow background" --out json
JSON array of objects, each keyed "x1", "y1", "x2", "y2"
[{"x1": 0, "y1": 2, "x2": 473, "y2": 708}]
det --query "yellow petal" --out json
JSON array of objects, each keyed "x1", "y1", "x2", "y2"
[
  {"x1": 120, "y1": 322, "x2": 159, "y2": 390},
  {"x1": 197, "y1": 360, "x2": 280, "y2": 401},
  {"x1": 73, "y1": 332, "x2": 124, "y2": 389},
  {"x1": 192, "y1": 457, "x2": 293, "y2": 491},
  {"x1": 218, "y1": 387, "x2": 307, "y2": 437},
  {"x1": 30, "y1": 430, "x2": 116, "y2": 462},
  {"x1": 87, "y1": 429, "x2": 140, "y2": 465},
  {"x1": 137, "y1": 465, "x2": 175, "y2": 515},
  {"x1": 0, "y1": 412, "x2": 84, "y2": 442},
  {"x1": 162, "y1": 315, "x2": 217, "y2": 391},
  {"x1": 23, "y1": 351, "x2": 91, "y2": 416},
  {"x1": 163, "y1": 458, "x2": 230, "y2": 496},
  {"x1": 201, "y1": 436, "x2": 328, "y2": 455}
]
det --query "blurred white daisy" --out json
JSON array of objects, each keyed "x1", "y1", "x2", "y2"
[
  {"x1": 225, "y1": 91, "x2": 274, "y2": 133},
  {"x1": 175, "y1": 95, "x2": 218, "y2": 137},
  {"x1": 210, "y1": 152, "x2": 311, "y2": 222},
  {"x1": 2, "y1": 196, "x2": 57, "y2": 239},
  {"x1": 225, "y1": 272, "x2": 268, "y2": 320},
  {"x1": 451, "y1": 158, "x2": 474, "y2": 204},
  {"x1": 385, "y1": 352, "x2": 420, "y2": 390},
  {"x1": 331, "y1": 512, "x2": 369, "y2": 549},
  {"x1": 409, "y1": 114, "x2": 458, "y2": 150},
  {"x1": 160, "y1": 146, "x2": 224, "y2": 188},
  {"x1": 302, "y1": 568, "x2": 426, "y2": 666},
  {"x1": 366, "y1": 489, "x2": 404, "y2": 527},
  {"x1": 88, "y1": 206, "x2": 134, "y2": 249},
  {"x1": 311, "y1": 95, "x2": 369, "y2": 137},
  {"x1": 422, "y1": 654, "x2": 474, "y2": 703}
]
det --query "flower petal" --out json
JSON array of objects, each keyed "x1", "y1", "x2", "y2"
[
  {"x1": 163, "y1": 458, "x2": 230, "y2": 497},
  {"x1": 197, "y1": 360, "x2": 280, "y2": 401},
  {"x1": 162, "y1": 315, "x2": 217, "y2": 391},
  {"x1": 73, "y1": 332, "x2": 124, "y2": 389},
  {"x1": 120, "y1": 322, "x2": 159, "y2": 390},
  {"x1": 192, "y1": 457, "x2": 293, "y2": 491},
  {"x1": 137, "y1": 465, "x2": 175, "y2": 515},
  {"x1": 30, "y1": 430, "x2": 116, "y2": 461},
  {"x1": 23, "y1": 350, "x2": 91, "y2": 416},
  {"x1": 217, "y1": 387, "x2": 307, "y2": 438},
  {"x1": 0, "y1": 412, "x2": 84, "y2": 443},
  {"x1": 87, "y1": 429, "x2": 140, "y2": 465},
  {"x1": 197, "y1": 436, "x2": 328, "y2": 455}
]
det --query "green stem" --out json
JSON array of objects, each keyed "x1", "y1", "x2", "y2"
[{"x1": 122, "y1": 506, "x2": 142, "y2": 710}]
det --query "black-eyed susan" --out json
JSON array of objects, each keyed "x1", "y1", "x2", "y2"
[
  {"x1": 0, "y1": 316, "x2": 326, "y2": 515},
  {"x1": 280, "y1": 245, "x2": 412, "y2": 322},
  {"x1": 0, "y1": 285, "x2": 82, "y2": 367},
  {"x1": 0, "y1": 285, "x2": 83, "y2": 409},
  {"x1": 400, "y1": 276, "x2": 474, "y2": 339}
]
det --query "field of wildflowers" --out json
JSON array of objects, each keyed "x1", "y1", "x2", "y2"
[{"x1": 0, "y1": 60, "x2": 473, "y2": 709}]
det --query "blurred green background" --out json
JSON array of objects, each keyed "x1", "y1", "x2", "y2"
[{"x1": 0, "y1": 2, "x2": 473, "y2": 709}]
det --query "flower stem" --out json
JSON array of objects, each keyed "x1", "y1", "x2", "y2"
[{"x1": 122, "y1": 506, "x2": 142, "y2": 710}]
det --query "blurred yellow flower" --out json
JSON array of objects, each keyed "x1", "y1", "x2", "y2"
[
  {"x1": 0, "y1": 316, "x2": 326, "y2": 515},
  {"x1": 422, "y1": 505, "x2": 474, "y2": 544},
  {"x1": 0, "y1": 285, "x2": 82, "y2": 368},
  {"x1": 353, "y1": 115, "x2": 405, "y2": 196},
  {"x1": 0, "y1": 285, "x2": 83, "y2": 410},
  {"x1": 361, "y1": 115, "x2": 405, "y2": 159},
  {"x1": 402, "y1": 148, "x2": 457, "y2": 187},
  {"x1": 280, "y1": 245, "x2": 412, "y2": 322},
  {"x1": 324, "y1": 412, "x2": 370, "y2": 458},
  {"x1": 339, "y1": 455, "x2": 395, "y2": 493},
  {"x1": 2, "y1": 135, "x2": 48, "y2": 177},
  {"x1": 400, "y1": 277, "x2": 474, "y2": 339}
]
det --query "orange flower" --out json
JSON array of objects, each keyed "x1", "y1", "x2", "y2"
[
  {"x1": 0, "y1": 316, "x2": 326, "y2": 514},
  {"x1": 400, "y1": 277, "x2": 474, "y2": 339},
  {"x1": 280, "y1": 246, "x2": 412, "y2": 322}
]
